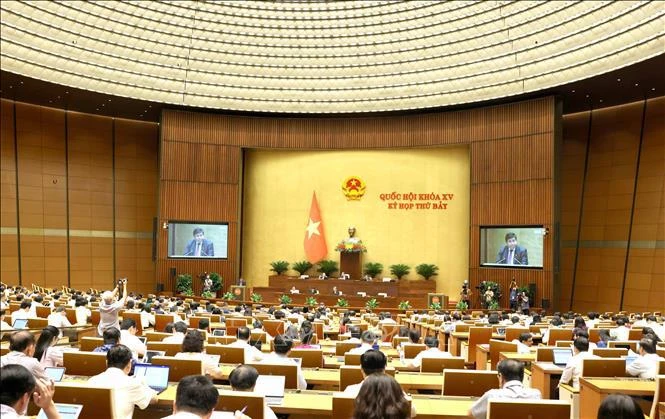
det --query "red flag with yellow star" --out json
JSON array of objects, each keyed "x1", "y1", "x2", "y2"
[{"x1": 304, "y1": 192, "x2": 328, "y2": 263}]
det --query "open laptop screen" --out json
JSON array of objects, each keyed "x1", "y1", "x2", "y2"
[
  {"x1": 143, "y1": 350, "x2": 165, "y2": 364},
  {"x1": 133, "y1": 363, "x2": 169, "y2": 392},
  {"x1": 37, "y1": 404, "x2": 83, "y2": 419},
  {"x1": 552, "y1": 348, "x2": 572, "y2": 366},
  {"x1": 45, "y1": 367, "x2": 66, "y2": 382},
  {"x1": 12, "y1": 318, "x2": 28, "y2": 329},
  {"x1": 254, "y1": 375, "x2": 285, "y2": 405}
]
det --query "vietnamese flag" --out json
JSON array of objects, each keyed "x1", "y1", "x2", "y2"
[{"x1": 304, "y1": 191, "x2": 328, "y2": 263}]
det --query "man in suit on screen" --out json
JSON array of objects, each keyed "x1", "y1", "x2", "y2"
[
  {"x1": 183, "y1": 227, "x2": 215, "y2": 257},
  {"x1": 495, "y1": 232, "x2": 528, "y2": 265}
]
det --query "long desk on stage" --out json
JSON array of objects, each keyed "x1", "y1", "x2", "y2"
[{"x1": 264, "y1": 276, "x2": 436, "y2": 307}]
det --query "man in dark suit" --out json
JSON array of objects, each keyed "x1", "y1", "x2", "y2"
[
  {"x1": 183, "y1": 227, "x2": 215, "y2": 257},
  {"x1": 495, "y1": 232, "x2": 528, "y2": 265}
]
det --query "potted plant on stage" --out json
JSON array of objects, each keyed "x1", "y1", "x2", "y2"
[
  {"x1": 250, "y1": 293, "x2": 263, "y2": 303},
  {"x1": 201, "y1": 290, "x2": 214, "y2": 299},
  {"x1": 363, "y1": 262, "x2": 383, "y2": 279},
  {"x1": 389, "y1": 264, "x2": 410, "y2": 280},
  {"x1": 337, "y1": 298, "x2": 349, "y2": 308},
  {"x1": 270, "y1": 260, "x2": 290, "y2": 277},
  {"x1": 398, "y1": 300, "x2": 411, "y2": 310},
  {"x1": 209, "y1": 272, "x2": 223, "y2": 297},
  {"x1": 222, "y1": 291, "x2": 234, "y2": 301},
  {"x1": 429, "y1": 302, "x2": 442, "y2": 310},
  {"x1": 305, "y1": 296, "x2": 318, "y2": 307},
  {"x1": 176, "y1": 274, "x2": 193, "y2": 296},
  {"x1": 279, "y1": 294, "x2": 293, "y2": 305},
  {"x1": 317, "y1": 260, "x2": 339, "y2": 279},
  {"x1": 455, "y1": 301, "x2": 469, "y2": 311},
  {"x1": 415, "y1": 263, "x2": 439, "y2": 281},
  {"x1": 292, "y1": 260, "x2": 313, "y2": 277},
  {"x1": 479, "y1": 281, "x2": 502, "y2": 309},
  {"x1": 365, "y1": 298, "x2": 379, "y2": 310}
]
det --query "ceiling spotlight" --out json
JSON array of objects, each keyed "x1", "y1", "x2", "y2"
[
  {"x1": 585, "y1": 94, "x2": 589, "y2": 98},
  {"x1": 96, "y1": 108, "x2": 99, "y2": 111},
  {"x1": 652, "y1": 87, "x2": 656, "y2": 91},
  {"x1": 108, "y1": 99, "x2": 112, "y2": 102},
  {"x1": 65, "y1": 91, "x2": 69, "y2": 94},
  {"x1": 571, "y1": 90, "x2": 576, "y2": 93},
  {"x1": 617, "y1": 78, "x2": 621, "y2": 82},
  {"x1": 19, "y1": 81, "x2": 23, "y2": 85},
  {"x1": 635, "y1": 83, "x2": 639, "y2": 86},
  {"x1": 599, "y1": 99, "x2": 603, "y2": 103}
]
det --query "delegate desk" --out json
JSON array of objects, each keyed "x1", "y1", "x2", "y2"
[
  {"x1": 579, "y1": 377, "x2": 656, "y2": 419},
  {"x1": 448, "y1": 332, "x2": 512, "y2": 357},
  {"x1": 475, "y1": 344, "x2": 490, "y2": 370},
  {"x1": 156, "y1": 387, "x2": 475, "y2": 418},
  {"x1": 214, "y1": 364, "x2": 443, "y2": 391},
  {"x1": 530, "y1": 362, "x2": 563, "y2": 399},
  {"x1": 498, "y1": 352, "x2": 536, "y2": 365}
]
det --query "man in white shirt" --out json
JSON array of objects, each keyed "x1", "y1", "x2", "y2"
[
  {"x1": 610, "y1": 318, "x2": 630, "y2": 341},
  {"x1": 11, "y1": 301, "x2": 31, "y2": 325},
  {"x1": 161, "y1": 374, "x2": 230, "y2": 419},
  {"x1": 645, "y1": 315, "x2": 665, "y2": 341},
  {"x1": 227, "y1": 327, "x2": 263, "y2": 363},
  {"x1": 511, "y1": 333, "x2": 534, "y2": 355},
  {"x1": 0, "y1": 310, "x2": 13, "y2": 335},
  {"x1": 0, "y1": 331, "x2": 49, "y2": 382},
  {"x1": 626, "y1": 337, "x2": 663, "y2": 379},
  {"x1": 347, "y1": 330, "x2": 377, "y2": 355},
  {"x1": 228, "y1": 365, "x2": 278, "y2": 419},
  {"x1": 29, "y1": 295, "x2": 44, "y2": 318},
  {"x1": 0, "y1": 364, "x2": 61, "y2": 419},
  {"x1": 541, "y1": 317, "x2": 564, "y2": 345},
  {"x1": 261, "y1": 335, "x2": 307, "y2": 390},
  {"x1": 74, "y1": 298, "x2": 91, "y2": 325},
  {"x1": 47, "y1": 306, "x2": 72, "y2": 329},
  {"x1": 163, "y1": 321, "x2": 188, "y2": 344},
  {"x1": 88, "y1": 345, "x2": 157, "y2": 419},
  {"x1": 378, "y1": 312, "x2": 397, "y2": 325},
  {"x1": 559, "y1": 337, "x2": 599, "y2": 389},
  {"x1": 469, "y1": 359, "x2": 541, "y2": 419},
  {"x1": 407, "y1": 337, "x2": 451, "y2": 368},
  {"x1": 120, "y1": 318, "x2": 147, "y2": 359},
  {"x1": 98, "y1": 280, "x2": 128, "y2": 336}
]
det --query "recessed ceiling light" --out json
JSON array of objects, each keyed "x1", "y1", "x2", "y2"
[
  {"x1": 599, "y1": 99, "x2": 603, "y2": 103},
  {"x1": 635, "y1": 83, "x2": 639, "y2": 86},
  {"x1": 108, "y1": 99, "x2": 112, "y2": 102},
  {"x1": 96, "y1": 108, "x2": 99, "y2": 111},
  {"x1": 19, "y1": 81, "x2": 23, "y2": 85},
  {"x1": 652, "y1": 87, "x2": 656, "y2": 91},
  {"x1": 617, "y1": 78, "x2": 621, "y2": 82},
  {"x1": 585, "y1": 94, "x2": 589, "y2": 98},
  {"x1": 571, "y1": 90, "x2": 576, "y2": 93}
]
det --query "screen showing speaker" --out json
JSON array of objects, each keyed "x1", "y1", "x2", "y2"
[
  {"x1": 479, "y1": 226, "x2": 544, "y2": 268},
  {"x1": 167, "y1": 222, "x2": 228, "y2": 259}
]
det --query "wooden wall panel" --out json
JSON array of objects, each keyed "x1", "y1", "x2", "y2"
[
  {"x1": 561, "y1": 97, "x2": 665, "y2": 313},
  {"x1": 623, "y1": 97, "x2": 665, "y2": 312},
  {"x1": 0, "y1": 99, "x2": 159, "y2": 295},
  {"x1": 159, "y1": 97, "x2": 557, "y2": 305},
  {"x1": 0, "y1": 101, "x2": 19, "y2": 285},
  {"x1": 67, "y1": 113, "x2": 114, "y2": 292},
  {"x1": 15, "y1": 104, "x2": 68, "y2": 289},
  {"x1": 114, "y1": 120, "x2": 159, "y2": 291}
]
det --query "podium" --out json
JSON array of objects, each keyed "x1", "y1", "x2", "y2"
[
  {"x1": 230, "y1": 285, "x2": 246, "y2": 300},
  {"x1": 340, "y1": 252, "x2": 362, "y2": 280}
]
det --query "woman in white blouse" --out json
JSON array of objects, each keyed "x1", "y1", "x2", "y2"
[
  {"x1": 74, "y1": 298, "x2": 92, "y2": 325},
  {"x1": 34, "y1": 326, "x2": 64, "y2": 368}
]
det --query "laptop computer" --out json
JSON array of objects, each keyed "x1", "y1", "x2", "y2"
[
  {"x1": 254, "y1": 375, "x2": 286, "y2": 405},
  {"x1": 212, "y1": 329, "x2": 226, "y2": 337},
  {"x1": 132, "y1": 363, "x2": 170, "y2": 394},
  {"x1": 12, "y1": 318, "x2": 28, "y2": 329},
  {"x1": 496, "y1": 327, "x2": 506, "y2": 335},
  {"x1": 45, "y1": 367, "x2": 66, "y2": 382},
  {"x1": 37, "y1": 403, "x2": 83, "y2": 419},
  {"x1": 205, "y1": 354, "x2": 221, "y2": 365},
  {"x1": 614, "y1": 344, "x2": 631, "y2": 350},
  {"x1": 137, "y1": 336, "x2": 147, "y2": 345},
  {"x1": 142, "y1": 350, "x2": 166, "y2": 364},
  {"x1": 552, "y1": 348, "x2": 573, "y2": 366}
]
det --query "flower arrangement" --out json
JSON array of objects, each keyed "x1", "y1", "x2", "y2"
[
  {"x1": 201, "y1": 290, "x2": 214, "y2": 299},
  {"x1": 455, "y1": 301, "x2": 468, "y2": 311},
  {"x1": 305, "y1": 296, "x2": 318, "y2": 307},
  {"x1": 222, "y1": 291, "x2": 234, "y2": 300},
  {"x1": 479, "y1": 280, "x2": 502, "y2": 309},
  {"x1": 398, "y1": 301, "x2": 412, "y2": 310},
  {"x1": 365, "y1": 298, "x2": 379, "y2": 310},
  {"x1": 335, "y1": 240, "x2": 367, "y2": 253},
  {"x1": 250, "y1": 293, "x2": 262, "y2": 303},
  {"x1": 429, "y1": 302, "x2": 442, "y2": 310},
  {"x1": 279, "y1": 294, "x2": 293, "y2": 305}
]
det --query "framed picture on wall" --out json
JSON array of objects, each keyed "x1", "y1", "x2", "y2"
[{"x1": 230, "y1": 285, "x2": 246, "y2": 301}]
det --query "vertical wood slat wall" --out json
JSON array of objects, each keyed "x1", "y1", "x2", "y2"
[
  {"x1": 0, "y1": 100, "x2": 159, "y2": 294},
  {"x1": 159, "y1": 97, "x2": 557, "y2": 304},
  {"x1": 559, "y1": 97, "x2": 665, "y2": 313}
]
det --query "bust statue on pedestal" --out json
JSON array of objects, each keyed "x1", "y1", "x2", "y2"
[{"x1": 336, "y1": 226, "x2": 366, "y2": 280}]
